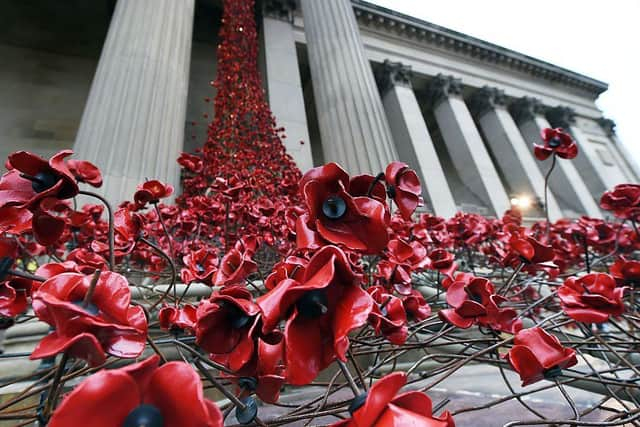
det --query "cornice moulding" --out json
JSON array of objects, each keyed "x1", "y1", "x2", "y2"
[{"x1": 350, "y1": 0, "x2": 608, "y2": 97}]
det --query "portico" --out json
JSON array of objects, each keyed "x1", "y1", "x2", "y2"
[{"x1": 0, "y1": 0, "x2": 633, "y2": 219}]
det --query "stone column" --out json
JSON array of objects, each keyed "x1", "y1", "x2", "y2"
[
  {"x1": 547, "y1": 107, "x2": 610, "y2": 195},
  {"x1": 427, "y1": 75, "x2": 510, "y2": 216},
  {"x1": 597, "y1": 118, "x2": 640, "y2": 182},
  {"x1": 300, "y1": 0, "x2": 398, "y2": 175},
  {"x1": 378, "y1": 61, "x2": 456, "y2": 218},
  {"x1": 511, "y1": 98, "x2": 601, "y2": 218},
  {"x1": 261, "y1": 0, "x2": 314, "y2": 172},
  {"x1": 469, "y1": 87, "x2": 562, "y2": 221},
  {"x1": 73, "y1": 0, "x2": 195, "y2": 204}
]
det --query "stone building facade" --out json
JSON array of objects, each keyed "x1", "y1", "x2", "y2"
[{"x1": 1, "y1": 0, "x2": 637, "y2": 220}]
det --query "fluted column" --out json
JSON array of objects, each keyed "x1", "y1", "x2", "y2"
[
  {"x1": 427, "y1": 75, "x2": 510, "y2": 216},
  {"x1": 547, "y1": 107, "x2": 610, "y2": 196},
  {"x1": 511, "y1": 98, "x2": 601, "y2": 218},
  {"x1": 597, "y1": 118, "x2": 640, "y2": 182},
  {"x1": 300, "y1": 0, "x2": 398, "y2": 175},
  {"x1": 261, "y1": 1, "x2": 314, "y2": 172},
  {"x1": 378, "y1": 61, "x2": 456, "y2": 217},
  {"x1": 73, "y1": 0, "x2": 195, "y2": 203},
  {"x1": 469, "y1": 87, "x2": 562, "y2": 221}
]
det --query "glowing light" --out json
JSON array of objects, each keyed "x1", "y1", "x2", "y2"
[{"x1": 510, "y1": 195, "x2": 532, "y2": 209}]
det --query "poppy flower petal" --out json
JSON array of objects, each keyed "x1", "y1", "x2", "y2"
[
  {"x1": 145, "y1": 362, "x2": 220, "y2": 427},
  {"x1": 284, "y1": 310, "x2": 325, "y2": 385},
  {"x1": 506, "y1": 345, "x2": 545, "y2": 386},
  {"x1": 352, "y1": 372, "x2": 406, "y2": 426},
  {"x1": 49, "y1": 370, "x2": 139, "y2": 427},
  {"x1": 31, "y1": 332, "x2": 106, "y2": 367},
  {"x1": 333, "y1": 284, "x2": 373, "y2": 359}
]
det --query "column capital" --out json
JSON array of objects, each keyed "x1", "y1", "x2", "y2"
[
  {"x1": 546, "y1": 106, "x2": 576, "y2": 128},
  {"x1": 377, "y1": 60, "x2": 413, "y2": 94},
  {"x1": 597, "y1": 117, "x2": 617, "y2": 137},
  {"x1": 468, "y1": 86, "x2": 507, "y2": 118},
  {"x1": 263, "y1": 0, "x2": 296, "y2": 21},
  {"x1": 509, "y1": 96, "x2": 544, "y2": 124},
  {"x1": 426, "y1": 74, "x2": 463, "y2": 108}
]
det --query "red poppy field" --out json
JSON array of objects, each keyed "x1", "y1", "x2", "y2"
[{"x1": 0, "y1": 0, "x2": 639, "y2": 426}]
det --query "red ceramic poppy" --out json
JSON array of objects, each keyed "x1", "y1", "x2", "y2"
[
  {"x1": 505, "y1": 327, "x2": 577, "y2": 386},
  {"x1": 300, "y1": 163, "x2": 389, "y2": 253},
  {"x1": 48, "y1": 355, "x2": 223, "y2": 427},
  {"x1": 31, "y1": 197, "x2": 69, "y2": 246},
  {"x1": 507, "y1": 235, "x2": 554, "y2": 265},
  {"x1": 600, "y1": 184, "x2": 640, "y2": 220},
  {"x1": 534, "y1": 128, "x2": 578, "y2": 161},
  {"x1": 387, "y1": 238, "x2": 430, "y2": 271},
  {"x1": 610, "y1": 257, "x2": 640, "y2": 286},
  {"x1": 196, "y1": 286, "x2": 261, "y2": 371},
  {"x1": 375, "y1": 260, "x2": 413, "y2": 295},
  {"x1": 0, "y1": 150, "x2": 78, "y2": 209},
  {"x1": 212, "y1": 246, "x2": 257, "y2": 287},
  {"x1": 66, "y1": 159, "x2": 103, "y2": 187},
  {"x1": 588, "y1": 219, "x2": 617, "y2": 249},
  {"x1": 332, "y1": 371, "x2": 455, "y2": 426},
  {"x1": 257, "y1": 245, "x2": 372, "y2": 385},
  {"x1": 234, "y1": 235, "x2": 258, "y2": 256},
  {"x1": 0, "y1": 277, "x2": 31, "y2": 317},
  {"x1": 182, "y1": 248, "x2": 219, "y2": 285},
  {"x1": 177, "y1": 152, "x2": 204, "y2": 173},
  {"x1": 402, "y1": 289, "x2": 432, "y2": 321},
  {"x1": 428, "y1": 248, "x2": 457, "y2": 276},
  {"x1": 502, "y1": 208, "x2": 523, "y2": 226},
  {"x1": 439, "y1": 277, "x2": 521, "y2": 333},
  {"x1": 212, "y1": 175, "x2": 245, "y2": 198},
  {"x1": 159, "y1": 304, "x2": 197, "y2": 334},
  {"x1": 66, "y1": 248, "x2": 108, "y2": 275},
  {"x1": 367, "y1": 286, "x2": 408, "y2": 345},
  {"x1": 114, "y1": 207, "x2": 144, "y2": 242},
  {"x1": 415, "y1": 213, "x2": 451, "y2": 247},
  {"x1": 225, "y1": 337, "x2": 286, "y2": 404},
  {"x1": 384, "y1": 161, "x2": 422, "y2": 220},
  {"x1": 446, "y1": 212, "x2": 490, "y2": 247},
  {"x1": 558, "y1": 273, "x2": 625, "y2": 323},
  {"x1": 264, "y1": 255, "x2": 307, "y2": 290},
  {"x1": 30, "y1": 271, "x2": 147, "y2": 366},
  {"x1": 504, "y1": 234, "x2": 558, "y2": 278},
  {"x1": 134, "y1": 180, "x2": 174, "y2": 206}
]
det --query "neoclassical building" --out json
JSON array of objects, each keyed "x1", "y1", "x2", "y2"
[{"x1": 1, "y1": 0, "x2": 637, "y2": 220}]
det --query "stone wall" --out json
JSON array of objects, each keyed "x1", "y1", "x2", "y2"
[{"x1": 0, "y1": 44, "x2": 97, "y2": 163}]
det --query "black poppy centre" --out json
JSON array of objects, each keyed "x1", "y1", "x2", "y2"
[{"x1": 322, "y1": 196, "x2": 347, "y2": 220}]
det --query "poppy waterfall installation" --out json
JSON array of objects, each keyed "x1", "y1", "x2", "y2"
[{"x1": 0, "y1": 0, "x2": 640, "y2": 426}]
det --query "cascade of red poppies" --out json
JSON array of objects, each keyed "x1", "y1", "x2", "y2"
[{"x1": 175, "y1": 0, "x2": 302, "y2": 255}]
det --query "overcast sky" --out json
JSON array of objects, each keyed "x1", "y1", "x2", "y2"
[{"x1": 368, "y1": 0, "x2": 640, "y2": 172}]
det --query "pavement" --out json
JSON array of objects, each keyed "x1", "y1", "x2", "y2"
[{"x1": 224, "y1": 364, "x2": 631, "y2": 426}]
